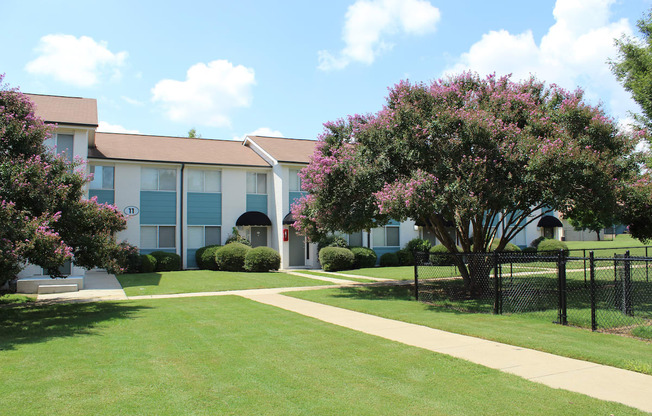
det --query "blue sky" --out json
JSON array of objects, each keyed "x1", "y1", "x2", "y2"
[{"x1": 2, "y1": 0, "x2": 651, "y2": 141}]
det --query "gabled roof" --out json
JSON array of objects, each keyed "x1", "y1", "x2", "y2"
[
  {"x1": 25, "y1": 93, "x2": 98, "y2": 127},
  {"x1": 246, "y1": 135, "x2": 317, "y2": 164},
  {"x1": 89, "y1": 133, "x2": 270, "y2": 167}
]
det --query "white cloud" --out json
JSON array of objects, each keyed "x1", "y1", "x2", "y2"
[
  {"x1": 151, "y1": 60, "x2": 255, "y2": 127},
  {"x1": 234, "y1": 127, "x2": 284, "y2": 142},
  {"x1": 25, "y1": 34, "x2": 127, "y2": 87},
  {"x1": 97, "y1": 121, "x2": 140, "y2": 134},
  {"x1": 318, "y1": 0, "x2": 441, "y2": 71},
  {"x1": 444, "y1": 0, "x2": 637, "y2": 120},
  {"x1": 121, "y1": 96, "x2": 144, "y2": 106}
]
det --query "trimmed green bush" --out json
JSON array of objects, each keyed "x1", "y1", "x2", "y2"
[
  {"x1": 319, "y1": 247, "x2": 355, "y2": 272},
  {"x1": 150, "y1": 251, "x2": 181, "y2": 272},
  {"x1": 405, "y1": 238, "x2": 432, "y2": 253},
  {"x1": 429, "y1": 244, "x2": 460, "y2": 266},
  {"x1": 195, "y1": 245, "x2": 222, "y2": 270},
  {"x1": 225, "y1": 227, "x2": 251, "y2": 246},
  {"x1": 522, "y1": 246, "x2": 537, "y2": 254},
  {"x1": 489, "y1": 241, "x2": 522, "y2": 252},
  {"x1": 140, "y1": 254, "x2": 157, "y2": 273},
  {"x1": 350, "y1": 247, "x2": 377, "y2": 269},
  {"x1": 396, "y1": 248, "x2": 414, "y2": 266},
  {"x1": 244, "y1": 247, "x2": 281, "y2": 272},
  {"x1": 379, "y1": 252, "x2": 399, "y2": 267},
  {"x1": 215, "y1": 243, "x2": 251, "y2": 271},
  {"x1": 537, "y1": 239, "x2": 570, "y2": 255},
  {"x1": 530, "y1": 236, "x2": 547, "y2": 249},
  {"x1": 317, "y1": 235, "x2": 349, "y2": 252}
]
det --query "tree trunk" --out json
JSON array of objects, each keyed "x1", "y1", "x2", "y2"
[{"x1": 454, "y1": 254, "x2": 492, "y2": 298}]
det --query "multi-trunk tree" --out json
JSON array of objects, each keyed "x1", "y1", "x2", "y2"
[
  {"x1": 0, "y1": 76, "x2": 128, "y2": 285},
  {"x1": 292, "y1": 72, "x2": 652, "y2": 295}
]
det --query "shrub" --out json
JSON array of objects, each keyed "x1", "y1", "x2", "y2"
[
  {"x1": 150, "y1": 251, "x2": 181, "y2": 272},
  {"x1": 530, "y1": 236, "x2": 547, "y2": 249},
  {"x1": 405, "y1": 238, "x2": 432, "y2": 253},
  {"x1": 319, "y1": 247, "x2": 355, "y2": 271},
  {"x1": 379, "y1": 252, "x2": 399, "y2": 267},
  {"x1": 140, "y1": 254, "x2": 157, "y2": 273},
  {"x1": 244, "y1": 247, "x2": 281, "y2": 272},
  {"x1": 396, "y1": 248, "x2": 414, "y2": 266},
  {"x1": 522, "y1": 246, "x2": 537, "y2": 254},
  {"x1": 215, "y1": 243, "x2": 251, "y2": 271},
  {"x1": 225, "y1": 227, "x2": 251, "y2": 246},
  {"x1": 429, "y1": 244, "x2": 460, "y2": 266},
  {"x1": 489, "y1": 241, "x2": 522, "y2": 252},
  {"x1": 195, "y1": 245, "x2": 222, "y2": 270},
  {"x1": 317, "y1": 235, "x2": 349, "y2": 252},
  {"x1": 350, "y1": 247, "x2": 377, "y2": 269},
  {"x1": 537, "y1": 239, "x2": 570, "y2": 255}
]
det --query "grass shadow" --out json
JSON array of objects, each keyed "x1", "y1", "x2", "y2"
[
  {"x1": 115, "y1": 272, "x2": 163, "y2": 289},
  {"x1": 0, "y1": 301, "x2": 150, "y2": 351}
]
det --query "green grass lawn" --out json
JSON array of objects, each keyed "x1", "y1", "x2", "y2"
[
  {"x1": 565, "y1": 234, "x2": 651, "y2": 257},
  {"x1": 337, "y1": 265, "x2": 429, "y2": 280},
  {"x1": 0, "y1": 297, "x2": 644, "y2": 415},
  {"x1": 116, "y1": 270, "x2": 332, "y2": 296},
  {"x1": 288, "y1": 285, "x2": 652, "y2": 375}
]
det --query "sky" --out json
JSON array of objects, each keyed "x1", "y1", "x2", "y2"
[{"x1": 2, "y1": 0, "x2": 651, "y2": 141}]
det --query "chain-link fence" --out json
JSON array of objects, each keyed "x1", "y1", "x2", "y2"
[{"x1": 415, "y1": 250, "x2": 652, "y2": 336}]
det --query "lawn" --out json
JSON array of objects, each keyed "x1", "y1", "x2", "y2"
[
  {"x1": 116, "y1": 270, "x2": 332, "y2": 296},
  {"x1": 296, "y1": 270, "x2": 377, "y2": 283},
  {"x1": 0, "y1": 296, "x2": 644, "y2": 415},
  {"x1": 336, "y1": 265, "x2": 429, "y2": 280},
  {"x1": 565, "y1": 234, "x2": 651, "y2": 257},
  {"x1": 288, "y1": 285, "x2": 652, "y2": 376}
]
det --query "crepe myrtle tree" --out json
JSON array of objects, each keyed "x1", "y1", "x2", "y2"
[
  {"x1": 0, "y1": 76, "x2": 128, "y2": 286},
  {"x1": 292, "y1": 72, "x2": 651, "y2": 295}
]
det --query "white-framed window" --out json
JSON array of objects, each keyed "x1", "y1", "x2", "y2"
[
  {"x1": 89, "y1": 165, "x2": 114, "y2": 190},
  {"x1": 187, "y1": 169, "x2": 221, "y2": 193},
  {"x1": 141, "y1": 226, "x2": 176, "y2": 248},
  {"x1": 188, "y1": 226, "x2": 221, "y2": 248},
  {"x1": 289, "y1": 169, "x2": 302, "y2": 191},
  {"x1": 141, "y1": 168, "x2": 176, "y2": 191},
  {"x1": 372, "y1": 225, "x2": 400, "y2": 247},
  {"x1": 247, "y1": 172, "x2": 267, "y2": 194},
  {"x1": 56, "y1": 133, "x2": 74, "y2": 163}
]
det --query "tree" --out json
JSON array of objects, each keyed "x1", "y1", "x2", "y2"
[
  {"x1": 187, "y1": 128, "x2": 201, "y2": 138},
  {"x1": 292, "y1": 73, "x2": 651, "y2": 295},
  {"x1": 0, "y1": 76, "x2": 129, "y2": 285},
  {"x1": 611, "y1": 9, "x2": 652, "y2": 130},
  {"x1": 566, "y1": 210, "x2": 615, "y2": 241}
]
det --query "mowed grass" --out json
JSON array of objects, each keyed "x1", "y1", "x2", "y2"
[
  {"x1": 0, "y1": 297, "x2": 644, "y2": 415},
  {"x1": 337, "y1": 266, "x2": 421, "y2": 280},
  {"x1": 566, "y1": 234, "x2": 650, "y2": 257},
  {"x1": 296, "y1": 270, "x2": 377, "y2": 283},
  {"x1": 288, "y1": 285, "x2": 652, "y2": 375},
  {"x1": 116, "y1": 270, "x2": 331, "y2": 296}
]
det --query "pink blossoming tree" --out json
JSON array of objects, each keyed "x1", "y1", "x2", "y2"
[
  {"x1": 0, "y1": 76, "x2": 128, "y2": 286},
  {"x1": 293, "y1": 73, "x2": 652, "y2": 295}
]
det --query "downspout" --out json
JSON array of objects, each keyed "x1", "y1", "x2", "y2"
[{"x1": 180, "y1": 163, "x2": 185, "y2": 269}]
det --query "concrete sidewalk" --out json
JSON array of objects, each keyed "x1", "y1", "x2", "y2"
[
  {"x1": 37, "y1": 270, "x2": 127, "y2": 303},
  {"x1": 240, "y1": 291, "x2": 652, "y2": 414}
]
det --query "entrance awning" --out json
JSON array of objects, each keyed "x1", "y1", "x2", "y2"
[
  {"x1": 282, "y1": 212, "x2": 296, "y2": 225},
  {"x1": 537, "y1": 215, "x2": 563, "y2": 228},
  {"x1": 236, "y1": 211, "x2": 272, "y2": 226}
]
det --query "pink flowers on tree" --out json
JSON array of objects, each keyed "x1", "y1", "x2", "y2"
[
  {"x1": 292, "y1": 72, "x2": 651, "y2": 295},
  {"x1": 0, "y1": 75, "x2": 128, "y2": 285}
]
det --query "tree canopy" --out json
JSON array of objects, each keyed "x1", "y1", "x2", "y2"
[
  {"x1": 611, "y1": 9, "x2": 652, "y2": 129},
  {"x1": 0, "y1": 76, "x2": 129, "y2": 285},
  {"x1": 292, "y1": 72, "x2": 652, "y2": 293}
]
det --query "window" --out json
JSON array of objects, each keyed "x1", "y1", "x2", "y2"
[
  {"x1": 141, "y1": 168, "x2": 176, "y2": 191},
  {"x1": 348, "y1": 231, "x2": 363, "y2": 247},
  {"x1": 89, "y1": 165, "x2": 114, "y2": 190},
  {"x1": 289, "y1": 169, "x2": 302, "y2": 191},
  {"x1": 141, "y1": 226, "x2": 176, "y2": 248},
  {"x1": 247, "y1": 172, "x2": 267, "y2": 194},
  {"x1": 188, "y1": 170, "x2": 221, "y2": 193},
  {"x1": 188, "y1": 226, "x2": 221, "y2": 248},
  {"x1": 372, "y1": 225, "x2": 400, "y2": 247},
  {"x1": 56, "y1": 133, "x2": 74, "y2": 163}
]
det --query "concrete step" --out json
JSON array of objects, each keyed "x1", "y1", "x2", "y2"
[{"x1": 38, "y1": 284, "x2": 79, "y2": 294}]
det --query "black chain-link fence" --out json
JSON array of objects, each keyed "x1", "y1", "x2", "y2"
[{"x1": 415, "y1": 250, "x2": 652, "y2": 336}]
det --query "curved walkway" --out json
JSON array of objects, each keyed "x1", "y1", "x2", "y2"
[{"x1": 35, "y1": 270, "x2": 652, "y2": 413}]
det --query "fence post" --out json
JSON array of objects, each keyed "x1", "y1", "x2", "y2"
[
  {"x1": 557, "y1": 249, "x2": 568, "y2": 325},
  {"x1": 590, "y1": 251, "x2": 596, "y2": 331},
  {"x1": 413, "y1": 250, "x2": 419, "y2": 301},
  {"x1": 493, "y1": 251, "x2": 501, "y2": 314},
  {"x1": 623, "y1": 250, "x2": 632, "y2": 316},
  {"x1": 583, "y1": 248, "x2": 587, "y2": 284}
]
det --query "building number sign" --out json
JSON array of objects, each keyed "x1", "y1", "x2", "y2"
[{"x1": 124, "y1": 206, "x2": 140, "y2": 216}]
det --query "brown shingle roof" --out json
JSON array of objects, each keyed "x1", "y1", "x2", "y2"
[
  {"x1": 25, "y1": 94, "x2": 98, "y2": 127},
  {"x1": 89, "y1": 132, "x2": 270, "y2": 167},
  {"x1": 246, "y1": 136, "x2": 317, "y2": 164}
]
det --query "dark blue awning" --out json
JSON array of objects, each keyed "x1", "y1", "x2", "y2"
[{"x1": 236, "y1": 211, "x2": 272, "y2": 226}]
